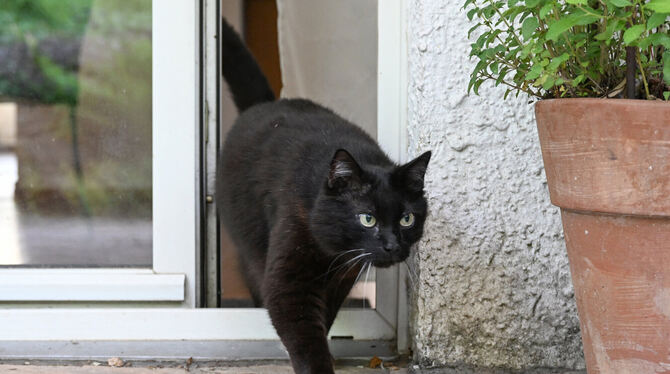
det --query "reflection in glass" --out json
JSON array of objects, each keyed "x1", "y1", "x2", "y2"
[{"x1": 0, "y1": 0, "x2": 152, "y2": 267}]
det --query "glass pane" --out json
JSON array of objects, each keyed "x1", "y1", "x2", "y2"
[
  {"x1": 219, "y1": 0, "x2": 377, "y2": 309},
  {"x1": 0, "y1": 0, "x2": 152, "y2": 267}
]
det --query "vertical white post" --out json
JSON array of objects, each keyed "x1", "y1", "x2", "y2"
[
  {"x1": 378, "y1": 0, "x2": 410, "y2": 354},
  {"x1": 377, "y1": 0, "x2": 408, "y2": 164},
  {"x1": 153, "y1": 0, "x2": 200, "y2": 307}
]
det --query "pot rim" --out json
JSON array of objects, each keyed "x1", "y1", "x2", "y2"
[
  {"x1": 534, "y1": 96, "x2": 670, "y2": 217},
  {"x1": 536, "y1": 97, "x2": 670, "y2": 109}
]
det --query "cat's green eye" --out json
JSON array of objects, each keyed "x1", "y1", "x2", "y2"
[
  {"x1": 400, "y1": 213, "x2": 415, "y2": 227},
  {"x1": 358, "y1": 214, "x2": 377, "y2": 228}
]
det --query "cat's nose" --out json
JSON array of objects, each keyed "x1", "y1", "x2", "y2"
[{"x1": 383, "y1": 242, "x2": 400, "y2": 253}]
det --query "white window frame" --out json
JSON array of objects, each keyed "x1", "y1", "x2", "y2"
[
  {"x1": 0, "y1": 0, "x2": 410, "y2": 360},
  {"x1": 0, "y1": 0, "x2": 198, "y2": 306}
]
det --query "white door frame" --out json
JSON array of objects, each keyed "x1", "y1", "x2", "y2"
[{"x1": 0, "y1": 0, "x2": 410, "y2": 360}]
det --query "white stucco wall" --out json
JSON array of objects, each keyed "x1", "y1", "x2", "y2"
[{"x1": 406, "y1": 0, "x2": 584, "y2": 370}]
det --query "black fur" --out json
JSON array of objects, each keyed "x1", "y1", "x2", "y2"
[
  {"x1": 217, "y1": 18, "x2": 431, "y2": 374},
  {"x1": 221, "y1": 19, "x2": 275, "y2": 111}
]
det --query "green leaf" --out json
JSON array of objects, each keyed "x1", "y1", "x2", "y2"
[
  {"x1": 473, "y1": 60, "x2": 489, "y2": 76},
  {"x1": 575, "y1": 14, "x2": 600, "y2": 26},
  {"x1": 623, "y1": 24, "x2": 646, "y2": 45},
  {"x1": 547, "y1": 53, "x2": 570, "y2": 71},
  {"x1": 595, "y1": 20, "x2": 622, "y2": 40},
  {"x1": 542, "y1": 75, "x2": 556, "y2": 90},
  {"x1": 468, "y1": 23, "x2": 482, "y2": 38},
  {"x1": 539, "y1": 3, "x2": 552, "y2": 19},
  {"x1": 473, "y1": 79, "x2": 484, "y2": 95},
  {"x1": 525, "y1": 0, "x2": 541, "y2": 7},
  {"x1": 467, "y1": 8, "x2": 478, "y2": 21},
  {"x1": 520, "y1": 43, "x2": 533, "y2": 58},
  {"x1": 609, "y1": 0, "x2": 633, "y2": 7},
  {"x1": 647, "y1": 0, "x2": 670, "y2": 13},
  {"x1": 664, "y1": 52, "x2": 670, "y2": 86},
  {"x1": 594, "y1": 31, "x2": 611, "y2": 40},
  {"x1": 647, "y1": 13, "x2": 668, "y2": 30},
  {"x1": 649, "y1": 33, "x2": 670, "y2": 49},
  {"x1": 664, "y1": 91, "x2": 670, "y2": 101},
  {"x1": 566, "y1": 0, "x2": 587, "y2": 4},
  {"x1": 522, "y1": 17, "x2": 539, "y2": 40},
  {"x1": 467, "y1": 74, "x2": 479, "y2": 94},
  {"x1": 546, "y1": 15, "x2": 582, "y2": 41},
  {"x1": 496, "y1": 68, "x2": 509, "y2": 86},
  {"x1": 526, "y1": 64, "x2": 543, "y2": 80},
  {"x1": 475, "y1": 32, "x2": 489, "y2": 49}
]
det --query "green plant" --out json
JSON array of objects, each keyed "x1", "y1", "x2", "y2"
[{"x1": 464, "y1": 0, "x2": 670, "y2": 100}]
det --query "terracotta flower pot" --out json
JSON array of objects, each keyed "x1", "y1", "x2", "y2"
[{"x1": 535, "y1": 98, "x2": 670, "y2": 374}]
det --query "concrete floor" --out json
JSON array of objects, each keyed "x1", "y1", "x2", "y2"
[
  {"x1": 0, "y1": 363, "x2": 405, "y2": 374},
  {"x1": 0, "y1": 365, "x2": 407, "y2": 374},
  {"x1": 0, "y1": 362, "x2": 590, "y2": 374}
]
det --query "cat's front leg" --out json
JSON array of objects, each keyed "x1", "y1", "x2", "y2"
[{"x1": 263, "y1": 274, "x2": 334, "y2": 374}]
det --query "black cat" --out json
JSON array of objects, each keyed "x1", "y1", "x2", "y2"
[{"x1": 217, "y1": 19, "x2": 431, "y2": 374}]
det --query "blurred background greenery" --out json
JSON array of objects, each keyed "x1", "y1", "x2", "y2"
[{"x1": 0, "y1": 0, "x2": 152, "y2": 218}]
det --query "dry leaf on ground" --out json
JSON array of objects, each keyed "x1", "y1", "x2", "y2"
[
  {"x1": 107, "y1": 357, "x2": 124, "y2": 367},
  {"x1": 368, "y1": 356, "x2": 382, "y2": 369}
]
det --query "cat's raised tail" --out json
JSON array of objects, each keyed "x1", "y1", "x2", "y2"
[{"x1": 221, "y1": 18, "x2": 275, "y2": 112}]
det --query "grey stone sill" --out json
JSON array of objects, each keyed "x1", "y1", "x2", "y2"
[{"x1": 409, "y1": 367, "x2": 585, "y2": 374}]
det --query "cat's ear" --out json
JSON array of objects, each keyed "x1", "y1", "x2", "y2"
[
  {"x1": 393, "y1": 151, "x2": 431, "y2": 192},
  {"x1": 328, "y1": 149, "x2": 362, "y2": 190}
]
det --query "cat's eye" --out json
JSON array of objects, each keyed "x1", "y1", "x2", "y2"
[
  {"x1": 400, "y1": 213, "x2": 415, "y2": 227},
  {"x1": 358, "y1": 214, "x2": 377, "y2": 228}
]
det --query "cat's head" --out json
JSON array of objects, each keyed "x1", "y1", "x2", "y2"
[{"x1": 310, "y1": 149, "x2": 431, "y2": 268}]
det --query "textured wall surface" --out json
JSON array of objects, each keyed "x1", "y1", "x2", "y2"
[{"x1": 406, "y1": 0, "x2": 584, "y2": 370}]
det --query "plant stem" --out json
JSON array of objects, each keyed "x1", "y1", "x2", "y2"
[
  {"x1": 490, "y1": 0, "x2": 524, "y2": 47},
  {"x1": 480, "y1": 71, "x2": 540, "y2": 97},
  {"x1": 538, "y1": 18, "x2": 576, "y2": 96},
  {"x1": 576, "y1": 4, "x2": 605, "y2": 19},
  {"x1": 587, "y1": 76, "x2": 605, "y2": 94},
  {"x1": 636, "y1": 53, "x2": 651, "y2": 99},
  {"x1": 493, "y1": 54, "x2": 530, "y2": 75},
  {"x1": 626, "y1": 46, "x2": 637, "y2": 98},
  {"x1": 599, "y1": 3, "x2": 608, "y2": 70},
  {"x1": 551, "y1": 4, "x2": 586, "y2": 70}
]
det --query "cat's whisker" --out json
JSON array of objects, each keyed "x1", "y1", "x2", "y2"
[
  {"x1": 334, "y1": 252, "x2": 370, "y2": 278},
  {"x1": 326, "y1": 248, "x2": 365, "y2": 275},
  {"x1": 321, "y1": 252, "x2": 370, "y2": 280},
  {"x1": 404, "y1": 260, "x2": 417, "y2": 287},
  {"x1": 335, "y1": 255, "x2": 369, "y2": 291},
  {"x1": 351, "y1": 261, "x2": 368, "y2": 288},
  {"x1": 315, "y1": 249, "x2": 366, "y2": 281}
]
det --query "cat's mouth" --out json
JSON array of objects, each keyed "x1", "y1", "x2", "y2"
[
  {"x1": 372, "y1": 259, "x2": 396, "y2": 268},
  {"x1": 370, "y1": 252, "x2": 408, "y2": 268}
]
